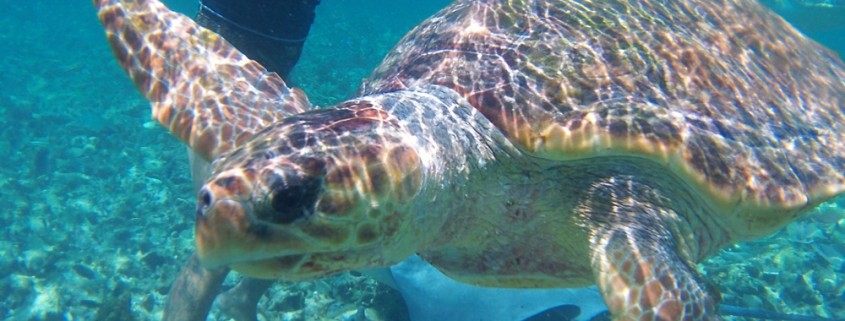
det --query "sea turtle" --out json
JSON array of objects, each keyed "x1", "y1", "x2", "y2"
[{"x1": 94, "y1": 0, "x2": 845, "y2": 320}]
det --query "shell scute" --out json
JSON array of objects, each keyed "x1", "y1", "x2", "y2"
[{"x1": 365, "y1": 0, "x2": 845, "y2": 212}]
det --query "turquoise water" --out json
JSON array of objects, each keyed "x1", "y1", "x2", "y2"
[{"x1": 0, "y1": 1, "x2": 843, "y2": 320}]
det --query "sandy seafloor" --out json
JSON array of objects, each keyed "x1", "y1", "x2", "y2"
[{"x1": 0, "y1": 1, "x2": 843, "y2": 320}]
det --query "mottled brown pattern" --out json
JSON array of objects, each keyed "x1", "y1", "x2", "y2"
[
  {"x1": 365, "y1": 0, "x2": 845, "y2": 214},
  {"x1": 96, "y1": 0, "x2": 311, "y2": 161},
  {"x1": 384, "y1": 145, "x2": 423, "y2": 202},
  {"x1": 187, "y1": 94, "x2": 427, "y2": 278},
  {"x1": 577, "y1": 174, "x2": 721, "y2": 321}
]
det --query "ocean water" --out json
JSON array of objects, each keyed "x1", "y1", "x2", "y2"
[{"x1": 0, "y1": 1, "x2": 842, "y2": 321}]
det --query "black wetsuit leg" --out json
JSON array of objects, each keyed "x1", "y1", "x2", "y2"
[{"x1": 195, "y1": 0, "x2": 321, "y2": 78}]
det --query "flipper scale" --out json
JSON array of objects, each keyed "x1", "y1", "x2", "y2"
[{"x1": 95, "y1": 0, "x2": 311, "y2": 160}]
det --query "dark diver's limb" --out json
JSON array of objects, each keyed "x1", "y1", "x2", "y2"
[
  {"x1": 195, "y1": 0, "x2": 320, "y2": 78},
  {"x1": 216, "y1": 278, "x2": 276, "y2": 321},
  {"x1": 163, "y1": 253, "x2": 229, "y2": 321}
]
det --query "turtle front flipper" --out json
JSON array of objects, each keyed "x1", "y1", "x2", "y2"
[
  {"x1": 94, "y1": 0, "x2": 312, "y2": 160},
  {"x1": 581, "y1": 177, "x2": 720, "y2": 321}
]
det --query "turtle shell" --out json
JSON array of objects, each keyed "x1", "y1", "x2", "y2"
[{"x1": 363, "y1": 0, "x2": 845, "y2": 234}]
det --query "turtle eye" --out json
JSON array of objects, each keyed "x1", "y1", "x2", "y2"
[{"x1": 263, "y1": 174, "x2": 322, "y2": 224}]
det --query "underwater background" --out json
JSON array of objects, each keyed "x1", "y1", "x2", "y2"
[{"x1": 0, "y1": 0, "x2": 843, "y2": 320}]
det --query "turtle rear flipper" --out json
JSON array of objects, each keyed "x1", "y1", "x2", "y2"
[
  {"x1": 95, "y1": 0, "x2": 312, "y2": 161},
  {"x1": 582, "y1": 177, "x2": 720, "y2": 321},
  {"x1": 593, "y1": 228, "x2": 718, "y2": 321}
]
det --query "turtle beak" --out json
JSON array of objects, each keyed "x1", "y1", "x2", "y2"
[
  {"x1": 192, "y1": 190, "x2": 349, "y2": 280},
  {"x1": 195, "y1": 169, "x2": 268, "y2": 268},
  {"x1": 195, "y1": 195, "x2": 254, "y2": 268},
  {"x1": 192, "y1": 176, "x2": 323, "y2": 271},
  {"x1": 193, "y1": 169, "x2": 265, "y2": 268}
]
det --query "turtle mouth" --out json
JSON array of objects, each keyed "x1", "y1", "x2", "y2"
[
  {"x1": 228, "y1": 253, "x2": 348, "y2": 280},
  {"x1": 195, "y1": 197, "x2": 356, "y2": 272},
  {"x1": 195, "y1": 198, "x2": 307, "y2": 267}
]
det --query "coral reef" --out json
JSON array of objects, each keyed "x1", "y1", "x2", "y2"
[
  {"x1": 94, "y1": 284, "x2": 137, "y2": 321},
  {"x1": 702, "y1": 199, "x2": 845, "y2": 320}
]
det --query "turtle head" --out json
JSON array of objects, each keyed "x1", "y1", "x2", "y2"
[{"x1": 194, "y1": 103, "x2": 425, "y2": 280}]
